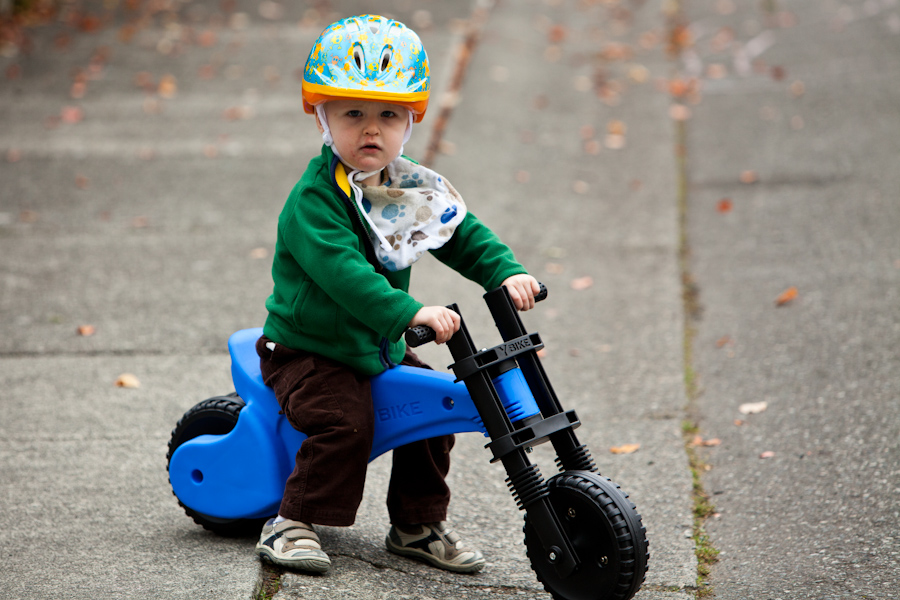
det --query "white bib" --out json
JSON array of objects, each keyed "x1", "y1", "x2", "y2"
[{"x1": 356, "y1": 158, "x2": 467, "y2": 271}]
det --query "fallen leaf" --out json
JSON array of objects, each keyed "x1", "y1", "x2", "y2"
[
  {"x1": 715, "y1": 336, "x2": 734, "y2": 349},
  {"x1": 76, "y1": 325, "x2": 95, "y2": 336},
  {"x1": 739, "y1": 170, "x2": 758, "y2": 184},
  {"x1": 759, "y1": 450, "x2": 776, "y2": 459},
  {"x1": 733, "y1": 419, "x2": 745, "y2": 426},
  {"x1": 7, "y1": 148, "x2": 22, "y2": 163},
  {"x1": 572, "y1": 180, "x2": 589, "y2": 194},
  {"x1": 158, "y1": 74, "x2": 177, "y2": 99},
  {"x1": 131, "y1": 216, "x2": 149, "y2": 228},
  {"x1": 60, "y1": 106, "x2": 84, "y2": 124},
  {"x1": 547, "y1": 24, "x2": 568, "y2": 44},
  {"x1": 610, "y1": 443, "x2": 641, "y2": 455},
  {"x1": 776, "y1": 286, "x2": 798, "y2": 306},
  {"x1": 739, "y1": 401, "x2": 768, "y2": 415},
  {"x1": 604, "y1": 134, "x2": 626, "y2": 150},
  {"x1": 584, "y1": 139, "x2": 601, "y2": 155},
  {"x1": 19, "y1": 210, "x2": 39, "y2": 223},
  {"x1": 669, "y1": 104, "x2": 692, "y2": 121},
  {"x1": 115, "y1": 373, "x2": 140, "y2": 388},
  {"x1": 249, "y1": 247, "x2": 269, "y2": 259},
  {"x1": 570, "y1": 276, "x2": 594, "y2": 290},
  {"x1": 706, "y1": 63, "x2": 728, "y2": 79},
  {"x1": 717, "y1": 198, "x2": 733, "y2": 213},
  {"x1": 515, "y1": 170, "x2": 530, "y2": 184},
  {"x1": 197, "y1": 30, "x2": 217, "y2": 47},
  {"x1": 691, "y1": 435, "x2": 722, "y2": 447},
  {"x1": 75, "y1": 175, "x2": 89, "y2": 189},
  {"x1": 545, "y1": 262, "x2": 565, "y2": 274}
]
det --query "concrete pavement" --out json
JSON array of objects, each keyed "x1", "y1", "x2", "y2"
[
  {"x1": 681, "y1": 1, "x2": 900, "y2": 598},
  {"x1": 8, "y1": 0, "x2": 892, "y2": 599}
]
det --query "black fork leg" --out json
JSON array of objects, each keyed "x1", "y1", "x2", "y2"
[
  {"x1": 483, "y1": 287, "x2": 598, "y2": 473},
  {"x1": 445, "y1": 305, "x2": 579, "y2": 578}
]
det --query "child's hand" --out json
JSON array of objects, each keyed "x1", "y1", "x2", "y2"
[
  {"x1": 409, "y1": 306, "x2": 461, "y2": 344},
  {"x1": 502, "y1": 274, "x2": 541, "y2": 311}
]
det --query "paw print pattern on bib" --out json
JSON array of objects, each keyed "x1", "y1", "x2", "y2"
[{"x1": 360, "y1": 157, "x2": 467, "y2": 270}]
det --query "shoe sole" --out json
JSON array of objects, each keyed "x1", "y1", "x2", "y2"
[
  {"x1": 385, "y1": 536, "x2": 486, "y2": 574},
  {"x1": 257, "y1": 545, "x2": 331, "y2": 573}
]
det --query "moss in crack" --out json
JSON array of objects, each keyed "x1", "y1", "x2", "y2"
[
  {"x1": 673, "y1": 56, "x2": 720, "y2": 596},
  {"x1": 254, "y1": 562, "x2": 282, "y2": 600}
]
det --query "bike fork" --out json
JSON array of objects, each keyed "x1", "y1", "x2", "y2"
[{"x1": 445, "y1": 289, "x2": 596, "y2": 579}]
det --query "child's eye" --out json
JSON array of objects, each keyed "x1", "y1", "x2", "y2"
[
  {"x1": 347, "y1": 110, "x2": 363, "y2": 118},
  {"x1": 381, "y1": 110, "x2": 396, "y2": 118}
]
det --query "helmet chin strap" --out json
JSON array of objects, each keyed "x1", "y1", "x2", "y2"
[{"x1": 316, "y1": 104, "x2": 415, "y2": 252}]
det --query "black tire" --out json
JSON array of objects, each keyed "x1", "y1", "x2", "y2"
[
  {"x1": 166, "y1": 395, "x2": 266, "y2": 536},
  {"x1": 524, "y1": 471, "x2": 649, "y2": 600}
]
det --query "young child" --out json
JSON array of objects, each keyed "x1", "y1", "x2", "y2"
[{"x1": 255, "y1": 14, "x2": 540, "y2": 574}]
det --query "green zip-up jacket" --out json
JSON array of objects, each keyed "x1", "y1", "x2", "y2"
[{"x1": 262, "y1": 145, "x2": 527, "y2": 375}]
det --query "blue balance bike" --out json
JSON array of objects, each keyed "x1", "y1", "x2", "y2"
[{"x1": 167, "y1": 285, "x2": 649, "y2": 600}]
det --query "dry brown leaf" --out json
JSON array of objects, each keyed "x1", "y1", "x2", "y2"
[
  {"x1": 158, "y1": 74, "x2": 177, "y2": 99},
  {"x1": 61, "y1": 106, "x2": 84, "y2": 124},
  {"x1": 610, "y1": 443, "x2": 641, "y2": 455},
  {"x1": 776, "y1": 286, "x2": 798, "y2": 306},
  {"x1": 717, "y1": 198, "x2": 733, "y2": 213},
  {"x1": 759, "y1": 450, "x2": 776, "y2": 459},
  {"x1": 115, "y1": 373, "x2": 140, "y2": 388},
  {"x1": 669, "y1": 104, "x2": 692, "y2": 121},
  {"x1": 76, "y1": 325, "x2": 95, "y2": 336},
  {"x1": 570, "y1": 276, "x2": 594, "y2": 291},
  {"x1": 545, "y1": 262, "x2": 565, "y2": 274},
  {"x1": 715, "y1": 335, "x2": 733, "y2": 348},
  {"x1": 691, "y1": 435, "x2": 722, "y2": 447},
  {"x1": 739, "y1": 170, "x2": 758, "y2": 184},
  {"x1": 572, "y1": 180, "x2": 589, "y2": 194},
  {"x1": 739, "y1": 401, "x2": 768, "y2": 415}
]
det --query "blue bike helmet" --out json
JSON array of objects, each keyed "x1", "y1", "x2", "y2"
[{"x1": 302, "y1": 15, "x2": 430, "y2": 122}]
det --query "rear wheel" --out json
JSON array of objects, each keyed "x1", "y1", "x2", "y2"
[
  {"x1": 167, "y1": 394, "x2": 267, "y2": 536},
  {"x1": 524, "y1": 471, "x2": 649, "y2": 600}
]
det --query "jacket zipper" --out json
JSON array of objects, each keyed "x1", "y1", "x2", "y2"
[{"x1": 331, "y1": 155, "x2": 395, "y2": 370}]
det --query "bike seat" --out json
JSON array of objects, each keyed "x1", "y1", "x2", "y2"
[{"x1": 228, "y1": 327, "x2": 267, "y2": 403}]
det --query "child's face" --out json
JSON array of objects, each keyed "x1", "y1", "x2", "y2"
[{"x1": 317, "y1": 100, "x2": 410, "y2": 176}]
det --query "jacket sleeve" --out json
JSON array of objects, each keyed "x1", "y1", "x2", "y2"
[
  {"x1": 429, "y1": 211, "x2": 528, "y2": 290},
  {"x1": 279, "y1": 183, "x2": 423, "y2": 342}
]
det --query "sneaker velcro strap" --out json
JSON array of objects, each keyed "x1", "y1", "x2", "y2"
[{"x1": 275, "y1": 521, "x2": 320, "y2": 544}]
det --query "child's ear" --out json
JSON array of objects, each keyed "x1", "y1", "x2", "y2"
[{"x1": 314, "y1": 110, "x2": 325, "y2": 134}]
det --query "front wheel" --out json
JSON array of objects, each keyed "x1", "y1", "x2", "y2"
[
  {"x1": 524, "y1": 471, "x2": 649, "y2": 600},
  {"x1": 166, "y1": 394, "x2": 266, "y2": 536}
]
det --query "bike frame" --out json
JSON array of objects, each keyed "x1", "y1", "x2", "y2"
[{"x1": 168, "y1": 327, "x2": 542, "y2": 521}]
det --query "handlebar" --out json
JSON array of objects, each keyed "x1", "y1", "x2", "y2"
[{"x1": 405, "y1": 282, "x2": 548, "y2": 348}]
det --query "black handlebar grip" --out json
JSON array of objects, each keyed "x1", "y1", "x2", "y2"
[
  {"x1": 405, "y1": 325, "x2": 436, "y2": 348},
  {"x1": 404, "y1": 283, "x2": 547, "y2": 347}
]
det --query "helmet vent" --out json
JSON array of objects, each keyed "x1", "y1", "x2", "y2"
[
  {"x1": 369, "y1": 22, "x2": 380, "y2": 34},
  {"x1": 353, "y1": 47, "x2": 364, "y2": 71},
  {"x1": 380, "y1": 48, "x2": 392, "y2": 72}
]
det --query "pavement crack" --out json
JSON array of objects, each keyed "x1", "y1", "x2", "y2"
[{"x1": 420, "y1": 0, "x2": 495, "y2": 167}]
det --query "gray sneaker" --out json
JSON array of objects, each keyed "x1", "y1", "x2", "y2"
[
  {"x1": 386, "y1": 521, "x2": 486, "y2": 573},
  {"x1": 256, "y1": 518, "x2": 331, "y2": 573}
]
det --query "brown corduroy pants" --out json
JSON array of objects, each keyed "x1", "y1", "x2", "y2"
[{"x1": 256, "y1": 336, "x2": 454, "y2": 527}]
